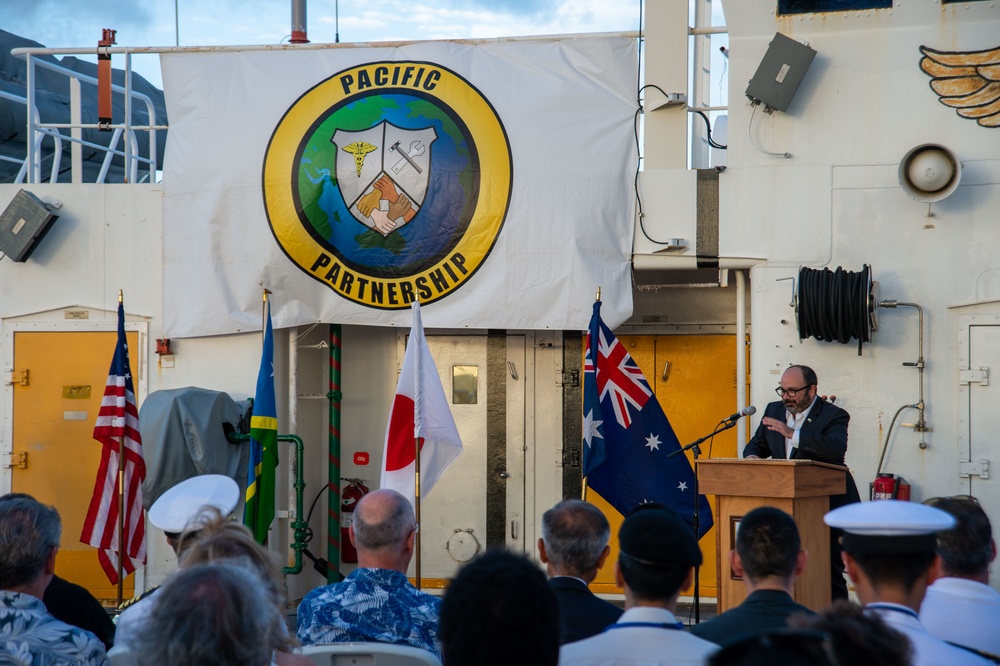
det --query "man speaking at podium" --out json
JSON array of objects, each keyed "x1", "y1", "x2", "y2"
[{"x1": 743, "y1": 364, "x2": 861, "y2": 600}]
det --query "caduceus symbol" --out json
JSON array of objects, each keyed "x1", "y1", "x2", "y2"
[{"x1": 341, "y1": 141, "x2": 377, "y2": 177}]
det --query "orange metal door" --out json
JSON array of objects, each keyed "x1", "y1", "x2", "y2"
[
  {"x1": 11, "y1": 331, "x2": 139, "y2": 603},
  {"x1": 588, "y1": 334, "x2": 738, "y2": 601}
]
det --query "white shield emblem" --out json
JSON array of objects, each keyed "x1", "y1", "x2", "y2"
[{"x1": 333, "y1": 121, "x2": 438, "y2": 237}]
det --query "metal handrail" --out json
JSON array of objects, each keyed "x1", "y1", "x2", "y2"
[
  {"x1": 10, "y1": 49, "x2": 165, "y2": 184},
  {"x1": 0, "y1": 89, "x2": 45, "y2": 184},
  {"x1": 688, "y1": 4, "x2": 728, "y2": 169}
]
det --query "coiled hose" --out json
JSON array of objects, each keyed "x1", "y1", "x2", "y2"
[{"x1": 797, "y1": 265, "x2": 873, "y2": 355}]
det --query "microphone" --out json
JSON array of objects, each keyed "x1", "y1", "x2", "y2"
[{"x1": 724, "y1": 405, "x2": 756, "y2": 422}]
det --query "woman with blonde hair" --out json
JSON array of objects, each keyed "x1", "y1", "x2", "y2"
[
  {"x1": 175, "y1": 510, "x2": 310, "y2": 665},
  {"x1": 121, "y1": 507, "x2": 310, "y2": 665}
]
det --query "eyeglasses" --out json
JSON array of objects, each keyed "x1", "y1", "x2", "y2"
[{"x1": 775, "y1": 384, "x2": 812, "y2": 397}]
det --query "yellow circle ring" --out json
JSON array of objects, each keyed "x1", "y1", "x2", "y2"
[{"x1": 263, "y1": 61, "x2": 512, "y2": 309}]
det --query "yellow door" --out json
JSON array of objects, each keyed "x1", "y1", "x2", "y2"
[
  {"x1": 588, "y1": 335, "x2": 738, "y2": 600},
  {"x1": 11, "y1": 331, "x2": 139, "y2": 604}
]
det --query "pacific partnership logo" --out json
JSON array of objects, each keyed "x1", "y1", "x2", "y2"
[{"x1": 263, "y1": 61, "x2": 512, "y2": 309}]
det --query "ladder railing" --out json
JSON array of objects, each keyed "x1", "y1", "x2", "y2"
[{"x1": 9, "y1": 49, "x2": 167, "y2": 184}]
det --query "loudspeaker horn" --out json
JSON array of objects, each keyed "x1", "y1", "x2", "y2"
[{"x1": 898, "y1": 144, "x2": 961, "y2": 203}]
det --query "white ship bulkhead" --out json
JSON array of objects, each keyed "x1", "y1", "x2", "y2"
[{"x1": 1, "y1": 0, "x2": 999, "y2": 605}]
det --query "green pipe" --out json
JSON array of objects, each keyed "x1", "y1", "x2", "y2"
[
  {"x1": 328, "y1": 324, "x2": 343, "y2": 584},
  {"x1": 280, "y1": 433, "x2": 307, "y2": 575},
  {"x1": 227, "y1": 432, "x2": 307, "y2": 575}
]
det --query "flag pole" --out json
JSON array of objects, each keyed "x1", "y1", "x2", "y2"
[
  {"x1": 412, "y1": 301, "x2": 422, "y2": 590},
  {"x1": 581, "y1": 287, "x2": 601, "y2": 502},
  {"x1": 116, "y1": 289, "x2": 125, "y2": 606},
  {"x1": 258, "y1": 288, "x2": 270, "y2": 544},
  {"x1": 261, "y1": 288, "x2": 270, "y2": 334}
]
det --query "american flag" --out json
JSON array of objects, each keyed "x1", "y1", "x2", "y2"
[{"x1": 80, "y1": 300, "x2": 146, "y2": 584}]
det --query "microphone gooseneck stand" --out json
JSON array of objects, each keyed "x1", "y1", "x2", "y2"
[{"x1": 666, "y1": 417, "x2": 740, "y2": 624}]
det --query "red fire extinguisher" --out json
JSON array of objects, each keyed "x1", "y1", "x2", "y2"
[
  {"x1": 870, "y1": 473, "x2": 911, "y2": 501},
  {"x1": 340, "y1": 479, "x2": 369, "y2": 563}
]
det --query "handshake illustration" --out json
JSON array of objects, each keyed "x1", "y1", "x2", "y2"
[{"x1": 358, "y1": 175, "x2": 414, "y2": 236}]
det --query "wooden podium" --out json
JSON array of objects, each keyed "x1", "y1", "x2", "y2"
[{"x1": 696, "y1": 459, "x2": 846, "y2": 613}]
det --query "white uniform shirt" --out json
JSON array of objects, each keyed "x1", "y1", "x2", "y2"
[
  {"x1": 920, "y1": 577, "x2": 1000, "y2": 658},
  {"x1": 114, "y1": 590, "x2": 157, "y2": 649},
  {"x1": 867, "y1": 603, "x2": 993, "y2": 666},
  {"x1": 558, "y1": 607, "x2": 718, "y2": 666}
]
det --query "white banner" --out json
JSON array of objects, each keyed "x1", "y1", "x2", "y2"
[{"x1": 161, "y1": 37, "x2": 637, "y2": 337}]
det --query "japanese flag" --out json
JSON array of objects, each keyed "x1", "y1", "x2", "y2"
[{"x1": 381, "y1": 301, "x2": 463, "y2": 508}]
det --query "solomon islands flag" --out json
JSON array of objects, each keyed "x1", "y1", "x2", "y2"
[
  {"x1": 244, "y1": 298, "x2": 278, "y2": 543},
  {"x1": 583, "y1": 300, "x2": 713, "y2": 538}
]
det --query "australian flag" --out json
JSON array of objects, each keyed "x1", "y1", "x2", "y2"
[{"x1": 583, "y1": 300, "x2": 713, "y2": 538}]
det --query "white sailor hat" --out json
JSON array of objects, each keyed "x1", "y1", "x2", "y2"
[
  {"x1": 148, "y1": 474, "x2": 240, "y2": 535},
  {"x1": 824, "y1": 499, "x2": 955, "y2": 555}
]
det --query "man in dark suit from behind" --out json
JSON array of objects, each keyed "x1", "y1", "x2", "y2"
[
  {"x1": 538, "y1": 499, "x2": 622, "y2": 644},
  {"x1": 692, "y1": 506, "x2": 814, "y2": 647},
  {"x1": 743, "y1": 364, "x2": 861, "y2": 599},
  {"x1": 43, "y1": 575, "x2": 116, "y2": 650}
]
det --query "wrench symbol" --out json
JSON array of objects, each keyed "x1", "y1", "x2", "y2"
[{"x1": 390, "y1": 141, "x2": 425, "y2": 174}]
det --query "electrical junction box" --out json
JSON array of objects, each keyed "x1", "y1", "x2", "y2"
[
  {"x1": 745, "y1": 32, "x2": 817, "y2": 113},
  {"x1": 0, "y1": 190, "x2": 59, "y2": 262}
]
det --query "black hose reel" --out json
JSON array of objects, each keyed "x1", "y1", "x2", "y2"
[{"x1": 795, "y1": 265, "x2": 878, "y2": 355}]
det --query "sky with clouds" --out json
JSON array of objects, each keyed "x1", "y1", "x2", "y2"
[{"x1": 1, "y1": 0, "x2": 644, "y2": 88}]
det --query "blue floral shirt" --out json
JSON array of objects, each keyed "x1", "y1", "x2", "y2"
[
  {"x1": 0, "y1": 591, "x2": 109, "y2": 666},
  {"x1": 296, "y1": 568, "x2": 441, "y2": 657}
]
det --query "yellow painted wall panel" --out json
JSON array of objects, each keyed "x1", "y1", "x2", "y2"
[{"x1": 12, "y1": 331, "x2": 138, "y2": 603}]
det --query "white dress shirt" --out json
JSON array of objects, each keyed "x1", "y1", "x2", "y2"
[
  {"x1": 784, "y1": 398, "x2": 816, "y2": 458},
  {"x1": 867, "y1": 603, "x2": 993, "y2": 666},
  {"x1": 558, "y1": 606, "x2": 718, "y2": 666},
  {"x1": 920, "y1": 577, "x2": 1000, "y2": 657}
]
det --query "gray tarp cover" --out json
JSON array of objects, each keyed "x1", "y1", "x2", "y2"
[{"x1": 139, "y1": 387, "x2": 249, "y2": 511}]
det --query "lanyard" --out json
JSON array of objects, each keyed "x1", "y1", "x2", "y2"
[
  {"x1": 866, "y1": 604, "x2": 919, "y2": 620},
  {"x1": 605, "y1": 621, "x2": 684, "y2": 632}
]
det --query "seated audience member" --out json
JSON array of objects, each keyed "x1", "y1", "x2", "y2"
[
  {"x1": 707, "y1": 630, "x2": 840, "y2": 666},
  {"x1": 0, "y1": 495, "x2": 109, "y2": 665},
  {"x1": 920, "y1": 495, "x2": 1000, "y2": 661},
  {"x1": 180, "y1": 514, "x2": 310, "y2": 665},
  {"x1": 538, "y1": 499, "x2": 622, "y2": 644},
  {"x1": 825, "y1": 499, "x2": 992, "y2": 666},
  {"x1": 296, "y1": 489, "x2": 441, "y2": 657},
  {"x1": 559, "y1": 503, "x2": 718, "y2": 666},
  {"x1": 119, "y1": 509, "x2": 309, "y2": 666},
  {"x1": 0, "y1": 493, "x2": 116, "y2": 650},
  {"x1": 114, "y1": 473, "x2": 239, "y2": 647},
  {"x1": 709, "y1": 600, "x2": 911, "y2": 666},
  {"x1": 43, "y1": 575, "x2": 116, "y2": 651},
  {"x1": 790, "y1": 600, "x2": 912, "y2": 666},
  {"x1": 692, "y1": 506, "x2": 813, "y2": 646},
  {"x1": 139, "y1": 563, "x2": 274, "y2": 666},
  {"x1": 440, "y1": 548, "x2": 560, "y2": 666}
]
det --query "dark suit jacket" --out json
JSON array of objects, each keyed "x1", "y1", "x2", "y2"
[
  {"x1": 743, "y1": 397, "x2": 861, "y2": 507},
  {"x1": 549, "y1": 577, "x2": 623, "y2": 645},
  {"x1": 43, "y1": 575, "x2": 116, "y2": 650},
  {"x1": 690, "y1": 589, "x2": 814, "y2": 647}
]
